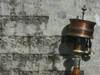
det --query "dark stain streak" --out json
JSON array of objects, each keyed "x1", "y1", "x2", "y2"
[
  {"x1": 9, "y1": 0, "x2": 16, "y2": 5},
  {"x1": 86, "y1": 0, "x2": 88, "y2": 2},
  {"x1": 74, "y1": 0, "x2": 76, "y2": 6},
  {"x1": 27, "y1": 36, "x2": 31, "y2": 51},
  {"x1": 89, "y1": 8, "x2": 91, "y2": 11},
  {"x1": 89, "y1": 0, "x2": 95, "y2": 3}
]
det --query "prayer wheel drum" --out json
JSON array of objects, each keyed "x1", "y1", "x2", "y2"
[{"x1": 67, "y1": 19, "x2": 96, "y2": 39}]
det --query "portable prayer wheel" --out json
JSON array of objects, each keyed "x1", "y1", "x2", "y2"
[
  {"x1": 67, "y1": 19, "x2": 96, "y2": 39},
  {"x1": 66, "y1": 5, "x2": 96, "y2": 75}
]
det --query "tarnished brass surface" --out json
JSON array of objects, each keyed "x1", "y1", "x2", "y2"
[
  {"x1": 82, "y1": 5, "x2": 87, "y2": 14},
  {"x1": 70, "y1": 19, "x2": 96, "y2": 25},
  {"x1": 74, "y1": 57, "x2": 80, "y2": 69},
  {"x1": 73, "y1": 50, "x2": 84, "y2": 54},
  {"x1": 69, "y1": 29, "x2": 92, "y2": 35},
  {"x1": 69, "y1": 26, "x2": 93, "y2": 32},
  {"x1": 70, "y1": 21, "x2": 94, "y2": 29},
  {"x1": 73, "y1": 50, "x2": 84, "y2": 57},
  {"x1": 67, "y1": 32, "x2": 93, "y2": 38},
  {"x1": 67, "y1": 19, "x2": 96, "y2": 39},
  {"x1": 89, "y1": 48, "x2": 94, "y2": 55}
]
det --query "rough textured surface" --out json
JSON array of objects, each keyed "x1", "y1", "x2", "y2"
[{"x1": 0, "y1": 0, "x2": 100, "y2": 75}]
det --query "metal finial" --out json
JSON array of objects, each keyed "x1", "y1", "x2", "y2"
[
  {"x1": 82, "y1": 5, "x2": 87, "y2": 19},
  {"x1": 82, "y1": 5, "x2": 87, "y2": 14}
]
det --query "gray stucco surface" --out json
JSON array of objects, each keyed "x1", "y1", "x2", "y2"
[{"x1": 0, "y1": 0, "x2": 100, "y2": 75}]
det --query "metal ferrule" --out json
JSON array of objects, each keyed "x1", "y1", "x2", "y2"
[{"x1": 74, "y1": 57, "x2": 81, "y2": 69}]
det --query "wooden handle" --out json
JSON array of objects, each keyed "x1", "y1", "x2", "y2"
[
  {"x1": 74, "y1": 38, "x2": 81, "y2": 75},
  {"x1": 73, "y1": 68, "x2": 80, "y2": 75}
]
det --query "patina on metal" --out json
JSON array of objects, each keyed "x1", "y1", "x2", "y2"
[
  {"x1": 73, "y1": 50, "x2": 84, "y2": 56},
  {"x1": 67, "y1": 19, "x2": 96, "y2": 39},
  {"x1": 82, "y1": 5, "x2": 87, "y2": 19},
  {"x1": 67, "y1": 5, "x2": 96, "y2": 75},
  {"x1": 69, "y1": 26, "x2": 93, "y2": 32},
  {"x1": 74, "y1": 57, "x2": 81, "y2": 69},
  {"x1": 67, "y1": 5, "x2": 96, "y2": 39}
]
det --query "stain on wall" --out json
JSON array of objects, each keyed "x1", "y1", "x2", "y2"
[{"x1": 0, "y1": 0, "x2": 100, "y2": 75}]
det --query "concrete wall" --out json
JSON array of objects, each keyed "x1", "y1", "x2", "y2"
[{"x1": 0, "y1": 0, "x2": 100, "y2": 75}]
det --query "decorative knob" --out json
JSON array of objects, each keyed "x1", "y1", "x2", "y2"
[{"x1": 82, "y1": 5, "x2": 87, "y2": 14}]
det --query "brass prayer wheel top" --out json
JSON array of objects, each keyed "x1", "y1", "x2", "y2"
[
  {"x1": 67, "y1": 19, "x2": 96, "y2": 39},
  {"x1": 67, "y1": 5, "x2": 96, "y2": 39},
  {"x1": 82, "y1": 5, "x2": 87, "y2": 14}
]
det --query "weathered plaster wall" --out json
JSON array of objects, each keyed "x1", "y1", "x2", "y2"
[{"x1": 0, "y1": 0, "x2": 100, "y2": 75}]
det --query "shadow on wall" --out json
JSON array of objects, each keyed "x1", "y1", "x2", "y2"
[{"x1": 58, "y1": 24, "x2": 91, "y2": 74}]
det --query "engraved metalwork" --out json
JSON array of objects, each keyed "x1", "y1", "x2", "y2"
[
  {"x1": 67, "y1": 19, "x2": 96, "y2": 39},
  {"x1": 67, "y1": 32, "x2": 93, "y2": 39},
  {"x1": 74, "y1": 57, "x2": 80, "y2": 68},
  {"x1": 69, "y1": 26, "x2": 93, "y2": 32},
  {"x1": 70, "y1": 19, "x2": 96, "y2": 25}
]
